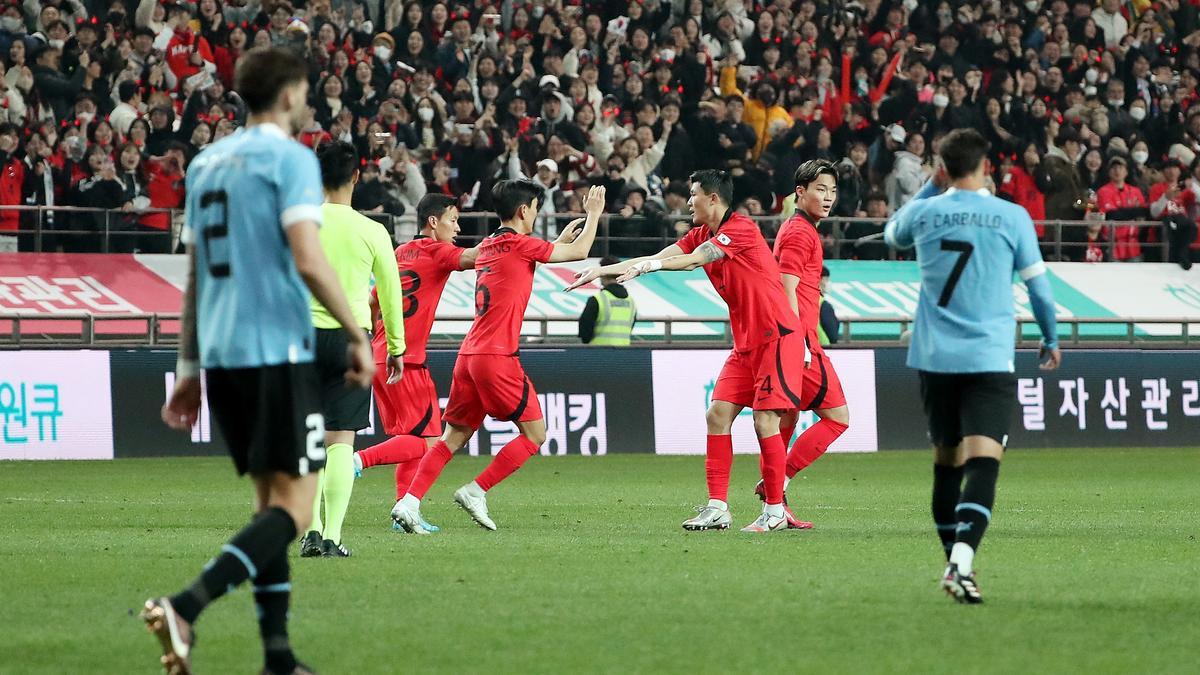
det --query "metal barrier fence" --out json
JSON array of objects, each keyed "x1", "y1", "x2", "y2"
[
  {"x1": 0, "y1": 206, "x2": 1167, "y2": 261},
  {"x1": 3, "y1": 312, "x2": 1195, "y2": 348}
]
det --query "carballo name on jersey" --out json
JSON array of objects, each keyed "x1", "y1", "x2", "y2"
[{"x1": 924, "y1": 211, "x2": 1003, "y2": 230}]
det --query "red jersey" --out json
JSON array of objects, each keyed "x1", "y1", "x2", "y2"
[
  {"x1": 677, "y1": 212, "x2": 800, "y2": 353},
  {"x1": 372, "y1": 237, "x2": 466, "y2": 366},
  {"x1": 165, "y1": 30, "x2": 215, "y2": 90},
  {"x1": 1096, "y1": 181, "x2": 1147, "y2": 260},
  {"x1": 140, "y1": 159, "x2": 185, "y2": 231},
  {"x1": 459, "y1": 228, "x2": 554, "y2": 356},
  {"x1": 773, "y1": 211, "x2": 825, "y2": 355}
]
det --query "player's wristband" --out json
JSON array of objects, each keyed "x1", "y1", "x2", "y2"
[
  {"x1": 176, "y1": 358, "x2": 200, "y2": 379},
  {"x1": 642, "y1": 260, "x2": 663, "y2": 273}
]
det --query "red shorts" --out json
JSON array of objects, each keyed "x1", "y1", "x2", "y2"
[
  {"x1": 799, "y1": 349, "x2": 847, "y2": 411},
  {"x1": 372, "y1": 362, "x2": 442, "y2": 437},
  {"x1": 711, "y1": 334, "x2": 846, "y2": 412},
  {"x1": 442, "y1": 354, "x2": 543, "y2": 429}
]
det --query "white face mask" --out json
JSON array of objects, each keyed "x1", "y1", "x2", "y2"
[
  {"x1": 374, "y1": 45, "x2": 392, "y2": 61},
  {"x1": 903, "y1": 0, "x2": 918, "y2": 11},
  {"x1": 1025, "y1": 0, "x2": 1040, "y2": 10},
  {"x1": 1132, "y1": 150, "x2": 1149, "y2": 164},
  {"x1": 417, "y1": 107, "x2": 434, "y2": 122},
  {"x1": 933, "y1": 93, "x2": 949, "y2": 108},
  {"x1": 0, "y1": 17, "x2": 22, "y2": 32},
  {"x1": 49, "y1": 38, "x2": 65, "y2": 49},
  {"x1": 532, "y1": 6, "x2": 545, "y2": 19},
  {"x1": 1108, "y1": 98, "x2": 1124, "y2": 108},
  {"x1": 1085, "y1": 68, "x2": 1098, "y2": 83},
  {"x1": 1130, "y1": 107, "x2": 1147, "y2": 122}
]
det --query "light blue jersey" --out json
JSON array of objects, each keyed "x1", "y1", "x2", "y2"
[
  {"x1": 181, "y1": 124, "x2": 325, "y2": 369},
  {"x1": 884, "y1": 183, "x2": 1058, "y2": 373}
]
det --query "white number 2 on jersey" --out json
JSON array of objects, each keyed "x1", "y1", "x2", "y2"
[{"x1": 299, "y1": 413, "x2": 326, "y2": 475}]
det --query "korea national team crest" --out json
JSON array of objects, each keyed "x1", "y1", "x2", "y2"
[{"x1": 716, "y1": 233, "x2": 732, "y2": 246}]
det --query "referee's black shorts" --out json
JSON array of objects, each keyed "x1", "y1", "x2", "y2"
[
  {"x1": 314, "y1": 327, "x2": 372, "y2": 431},
  {"x1": 918, "y1": 371, "x2": 1017, "y2": 449},
  {"x1": 206, "y1": 362, "x2": 325, "y2": 477}
]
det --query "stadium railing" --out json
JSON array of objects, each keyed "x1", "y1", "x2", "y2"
[
  {"x1": 3, "y1": 312, "x2": 1195, "y2": 348},
  {"x1": 0, "y1": 206, "x2": 1168, "y2": 262}
]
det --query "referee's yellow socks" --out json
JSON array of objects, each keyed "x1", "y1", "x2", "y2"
[
  {"x1": 322, "y1": 444, "x2": 356, "y2": 545},
  {"x1": 309, "y1": 468, "x2": 325, "y2": 535}
]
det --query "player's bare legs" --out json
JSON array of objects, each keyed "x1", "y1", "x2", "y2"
[
  {"x1": 937, "y1": 436, "x2": 1002, "y2": 603},
  {"x1": 455, "y1": 418, "x2": 547, "y2": 531},
  {"x1": 682, "y1": 401, "x2": 741, "y2": 531},
  {"x1": 391, "y1": 423, "x2": 476, "y2": 533},
  {"x1": 144, "y1": 472, "x2": 317, "y2": 675}
]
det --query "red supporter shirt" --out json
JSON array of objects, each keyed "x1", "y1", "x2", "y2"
[
  {"x1": 459, "y1": 228, "x2": 554, "y2": 356},
  {"x1": 141, "y1": 159, "x2": 185, "y2": 231},
  {"x1": 773, "y1": 211, "x2": 825, "y2": 355},
  {"x1": 676, "y1": 211, "x2": 800, "y2": 353},
  {"x1": 372, "y1": 236, "x2": 466, "y2": 366},
  {"x1": 1096, "y1": 181, "x2": 1147, "y2": 260},
  {"x1": 165, "y1": 30, "x2": 215, "y2": 88}
]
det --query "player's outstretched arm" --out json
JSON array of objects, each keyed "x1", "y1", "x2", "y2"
[
  {"x1": 162, "y1": 246, "x2": 201, "y2": 431},
  {"x1": 288, "y1": 220, "x2": 375, "y2": 388},
  {"x1": 458, "y1": 245, "x2": 482, "y2": 271},
  {"x1": 615, "y1": 240, "x2": 724, "y2": 282},
  {"x1": 564, "y1": 243, "x2": 685, "y2": 291},
  {"x1": 548, "y1": 185, "x2": 607, "y2": 263}
]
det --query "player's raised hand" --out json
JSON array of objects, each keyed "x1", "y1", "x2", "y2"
[
  {"x1": 583, "y1": 185, "x2": 606, "y2": 216},
  {"x1": 345, "y1": 339, "x2": 376, "y2": 388},
  {"x1": 564, "y1": 265, "x2": 601, "y2": 291},
  {"x1": 162, "y1": 375, "x2": 201, "y2": 431},
  {"x1": 1039, "y1": 344, "x2": 1062, "y2": 371},
  {"x1": 386, "y1": 354, "x2": 405, "y2": 384},
  {"x1": 555, "y1": 217, "x2": 586, "y2": 244}
]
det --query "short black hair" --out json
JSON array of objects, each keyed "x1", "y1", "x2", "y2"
[
  {"x1": 940, "y1": 128, "x2": 991, "y2": 179},
  {"x1": 417, "y1": 194, "x2": 458, "y2": 229},
  {"x1": 317, "y1": 141, "x2": 358, "y2": 190},
  {"x1": 689, "y1": 169, "x2": 733, "y2": 206},
  {"x1": 118, "y1": 80, "x2": 140, "y2": 103},
  {"x1": 865, "y1": 190, "x2": 887, "y2": 204},
  {"x1": 234, "y1": 47, "x2": 309, "y2": 114},
  {"x1": 794, "y1": 159, "x2": 838, "y2": 189},
  {"x1": 491, "y1": 179, "x2": 543, "y2": 221},
  {"x1": 821, "y1": 265, "x2": 830, "y2": 278}
]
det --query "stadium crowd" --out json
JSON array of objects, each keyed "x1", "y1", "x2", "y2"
[{"x1": 1, "y1": 0, "x2": 1199, "y2": 266}]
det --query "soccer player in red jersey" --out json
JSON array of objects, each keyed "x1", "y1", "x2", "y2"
[
  {"x1": 569, "y1": 170, "x2": 803, "y2": 533},
  {"x1": 350, "y1": 194, "x2": 479, "y2": 534},
  {"x1": 760, "y1": 159, "x2": 852, "y2": 526},
  {"x1": 391, "y1": 181, "x2": 607, "y2": 532}
]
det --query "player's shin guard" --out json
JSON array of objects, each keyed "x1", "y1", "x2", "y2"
[
  {"x1": 932, "y1": 463, "x2": 964, "y2": 559},
  {"x1": 170, "y1": 507, "x2": 298, "y2": 624},
  {"x1": 405, "y1": 440, "x2": 454, "y2": 500},
  {"x1": 758, "y1": 434, "x2": 786, "y2": 505},
  {"x1": 706, "y1": 434, "x2": 733, "y2": 503},
  {"x1": 321, "y1": 443, "x2": 355, "y2": 545},
  {"x1": 785, "y1": 419, "x2": 848, "y2": 478},
  {"x1": 395, "y1": 460, "x2": 420, "y2": 501},
  {"x1": 475, "y1": 435, "x2": 540, "y2": 491},
  {"x1": 953, "y1": 457, "x2": 1000, "y2": 572},
  {"x1": 358, "y1": 435, "x2": 427, "y2": 469},
  {"x1": 252, "y1": 552, "x2": 297, "y2": 674}
]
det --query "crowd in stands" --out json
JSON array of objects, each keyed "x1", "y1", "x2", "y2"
[{"x1": 1, "y1": 0, "x2": 1199, "y2": 267}]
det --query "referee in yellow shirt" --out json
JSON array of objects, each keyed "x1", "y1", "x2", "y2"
[{"x1": 301, "y1": 142, "x2": 406, "y2": 558}]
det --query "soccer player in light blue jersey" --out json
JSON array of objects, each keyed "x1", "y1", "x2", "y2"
[
  {"x1": 142, "y1": 48, "x2": 374, "y2": 675},
  {"x1": 884, "y1": 128, "x2": 1062, "y2": 604}
]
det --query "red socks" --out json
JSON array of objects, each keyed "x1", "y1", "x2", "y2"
[
  {"x1": 706, "y1": 434, "x2": 733, "y2": 502},
  {"x1": 786, "y1": 419, "x2": 849, "y2": 478},
  {"x1": 405, "y1": 440, "x2": 454, "y2": 499},
  {"x1": 475, "y1": 435, "x2": 540, "y2": 491},
  {"x1": 394, "y1": 461, "x2": 419, "y2": 500},
  {"x1": 358, "y1": 435, "x2": 427, "y2": 469},
  {"x1": 758, "y1": 434, "x2": 786, "y2": 504}
]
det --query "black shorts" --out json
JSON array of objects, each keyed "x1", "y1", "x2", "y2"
[
  {"x1": 918, "y1": 371, "x2": 1017, "y2": 449},
  {"x1": 206, "y1": 362, "x2": 326, "y2": 476},
  {"x1": 315, "y1": 327, "x2": 371, "y2": 431}
]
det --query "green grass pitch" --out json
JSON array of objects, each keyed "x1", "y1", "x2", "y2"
[{"x1": 2, "y1": 447, "x2": 1197, "y2": 674}]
